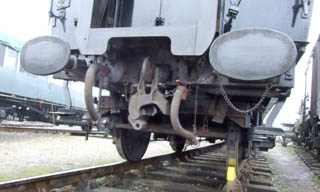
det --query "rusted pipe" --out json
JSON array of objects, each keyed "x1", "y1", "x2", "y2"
[
  {"x1": 84, "y1": 63, "x2": 101, "y2": 121},
  {"x1": 170, "y1": 86, "x2": 199, "y2": 145}
]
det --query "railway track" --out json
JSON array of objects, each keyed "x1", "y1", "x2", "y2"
[
  {"x1": 0, "y1": 124, "x2": 105, "y2": 136},
  {"x1": 296, "y1": 146, "x2": 320, "y2": 177},
  {"x1": 0, "y1": 142, "x2": 277, "y2": 192}
]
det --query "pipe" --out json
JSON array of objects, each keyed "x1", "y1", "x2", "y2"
[
  {"x1": 63, "y1": 81, "x2": 72, "y2": 110},
  {"x1": 84, "y1": 63, "x2": 101, "y2": 121},
  {"x1": 170, "y1": 86, "x2": 199, "y2": 145}
]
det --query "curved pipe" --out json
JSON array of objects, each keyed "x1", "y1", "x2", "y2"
[
  {"x1": 170, "y1": 86, "x2": 199, "y2": 145},
  {"x1": 84, "y1": 63, "x2": 101, "y2": 121}
]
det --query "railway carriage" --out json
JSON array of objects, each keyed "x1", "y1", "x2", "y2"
[
  {"x1": 0, "y1": 32, "x2": 86, "y2": 126},
  {"x1": 297, "y1": 35, "x2": 320, "y2": 156},
  {"x1": 21, "y1": 0, "x2": 314, "y2": 185}
]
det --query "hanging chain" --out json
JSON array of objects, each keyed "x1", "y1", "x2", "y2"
[
  {"x1": 173, "y1": 69, "x2": 271, "y2": 114},
  {"x1": 168, "y1": 55, "x2": 271, "y2": 114},
  {"x1": 191, "y1": 58, "x2": 215, "y2": 84},
  {"x1": 214, "y1": 70, "x2": 273, "y2": 114},
  {"x1": 192, "y1": 72, "x2": 215, "y2": 84}
]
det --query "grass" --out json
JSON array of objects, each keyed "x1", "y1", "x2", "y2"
[
  {"x1": 0, "y1": 160, "x2": 119, "y2": 183},
  {"x1": 267, "y1": 144, "x2": 293, "y2": 192},
  {"x1": 274, "y1": 142, "x2": 296, "y2": 152},
  {"x1": 96, "y1": 176, "x2": 108, "y2": 187},
  {"x1": 282, "y1": 146, "x2": 295, "y2": 152},
  {"x1": 0, "y1": 167, "x2": 58, "y2": 182},
  {"x1": 270, "y1": 167, "x2": 289, "y2": 192},
  {"x1": 312, "y1": 175, "x2": 320, "y2": 188},
  {"x1": 276, "y1": 176, "x2": 290, "y2": 192},
  {"x1": 271, "y1": 144, "x2": 320, "y2": 191}
]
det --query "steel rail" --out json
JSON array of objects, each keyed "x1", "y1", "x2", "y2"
[
  {"x1": 295, "y1": 146, "x2": 320, "y2": 177},
  {"x1": 0, "y1": 142, "x2": 225, "y2": 192}
]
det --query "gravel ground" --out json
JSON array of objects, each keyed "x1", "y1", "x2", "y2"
[
  {"x1": 267, "y1": 144, "x2": 320, "y2": 192},
  {"x1": 0, "y1": 131, "x2": 206, "y2": 182}
]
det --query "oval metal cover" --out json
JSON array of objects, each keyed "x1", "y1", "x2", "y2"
[
  {"x1": 21, "y1": 36, "x2": 71, "y2": 75},
  {"x1": 209, "y1": 28, "x2": 297, "y2": 81}
]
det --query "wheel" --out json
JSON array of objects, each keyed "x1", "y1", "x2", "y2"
[
  {"x1": 170, "y1": 135, "x2": 186, "y2": 152},
  {"x1": 114, "y1": 128, "x2": 150, "y2": 162}
]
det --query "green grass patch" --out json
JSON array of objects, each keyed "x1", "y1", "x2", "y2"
[
  {"x1": 312, "y1": 175, "x2": 320, "y2": 188},
  {"x1": 96, "y1": 177, "x2": 108, "y2": 187},
  {"x1": 274, "y1": 143, "x2": 295, "y2": 152},
  {"x1": 0, "y1": 160, "x2": 119, "y2": 183},
  {"x1": 0, "y1": 167, "x2": 59, "y2": 182},
  {"x1": 281, "y1": 146, "x2": 295, "y2": 152},
  {"x1": 275, "y1": 176, "x2": 290, "y2": 192}
]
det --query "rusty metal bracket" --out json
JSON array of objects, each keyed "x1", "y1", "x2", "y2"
[{"x1": 128, "y1": 58, "x2": 169, "y2": 130}]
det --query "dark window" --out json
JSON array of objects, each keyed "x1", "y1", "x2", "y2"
[
  {"x1": 18, "y1": 54, "x2": 25, "y2": 73},
  {"x1": 0, "y1": 44, "x2": 5, "y2": 67},
  {"x1": 91, "y1": 0, "x2": 134, "y2": 28}
]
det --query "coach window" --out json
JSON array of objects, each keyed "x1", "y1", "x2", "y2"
[
  {"x1": 17, "y1": 54, "x2": 25, "y2": 73},
  {"x1": 0, "y1": 44, "x2": 5, "y2": 67},
  {"x1": 91, "y1": 0, "x2": 134, "y2": 28},
  {"x1": 4, "y1": 47, "x2": 18, "y2": 71}
]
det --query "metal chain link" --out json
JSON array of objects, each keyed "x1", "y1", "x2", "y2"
[
  {"x1": 170, "y1": 64, "x2": 271, "y2": 114},
  {"x1": 189, "y1": 72, "x2": 215, "y2": 85},
  {"x1": 214, "y1": 70, "x2": 272, "y2": 114},
  {"x1": 192, "y1": 58, "x2": 214, "y2": 84},
  {"x1": 174, "y1": 70, "x2": 271, "y2": 114}
]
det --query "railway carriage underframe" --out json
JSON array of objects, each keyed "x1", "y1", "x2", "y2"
[{"x1": 20, "y1": 0, "x2": 314, "y2": 189}]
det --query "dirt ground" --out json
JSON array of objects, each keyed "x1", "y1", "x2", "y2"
[
  {"x1": 0, "y1": 131, "x2": 210, "y2": 182},
  {"x1": 266, "y1": 144, "x2": 320, "y2": 192},
  {"x1": 0, "y1": 132, "x2": 178, "y2": 182}
]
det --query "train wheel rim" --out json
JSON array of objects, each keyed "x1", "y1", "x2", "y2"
[{"x1": 114, "y1": 128, "x2": 150, "y2": 162}]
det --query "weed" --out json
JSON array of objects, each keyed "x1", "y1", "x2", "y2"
[
  {"x1": 0, "y1": 160, "x2": 118, "y2": 183},
  {"x1": 96, "y1": 177, "x2": 108, "y2": 187},
  {"x1": 0, "y1": 167, "x2": 58, "y2": 182},
  {"x1": 312, "y1": 175, "x2": 320, "y2": 188}
]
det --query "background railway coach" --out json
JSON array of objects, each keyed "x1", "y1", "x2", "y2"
[{"x1": 0, "y1": 32, "x2": 86, "y2": 126}]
